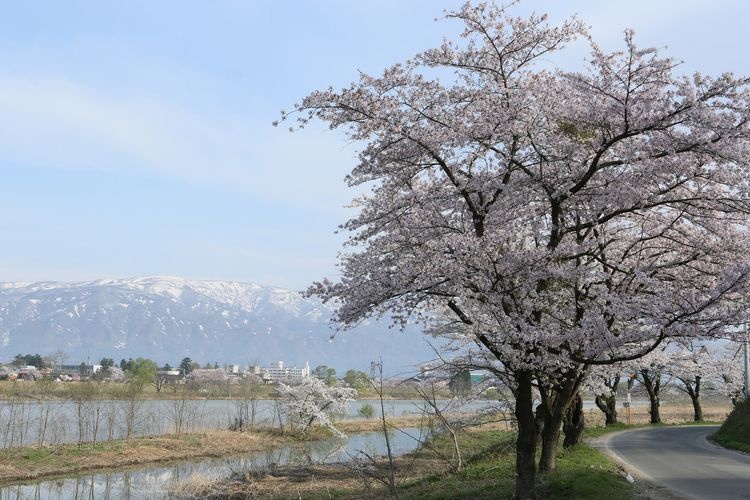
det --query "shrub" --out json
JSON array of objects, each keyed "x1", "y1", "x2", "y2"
[
  {"x1": 713, "y1": 398, "x2": 750, "y2": 453},
  {"x1": 358, "y1": 403, "x2": 375, "y2": 419}
]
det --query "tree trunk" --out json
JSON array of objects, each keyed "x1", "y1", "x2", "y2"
[
  {"x1": 594, "y1": 394, "x2": 618, "y2": 425},
  {"x1": 640, "y1": 370, "x2": 661, "y2": 424},
  {"x1": 537, "y1": 370, "x2": 585, "y2": 473},
  {"x1": 649, "y1": 397, "x2": 660, "y2": 423},
  {"x1": 687, "y1": 376, "x2": 702, "y2": 422},
  {"x1": 563, "y1": 393, "x2": 585, "y2": 448},
  {"x1": 691, "y1": 395, "x2": 703, "y2": 422},
  {"x1": 514, "y1": 370, "x2": 537, "y2": 500},
  {"x1": 538, "y1": 414, "x2": 561, "y2": 474}
]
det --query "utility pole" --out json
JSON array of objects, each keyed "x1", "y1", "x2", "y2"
[{"x1": 744, "y1": 325, "x2": 750, "y2": 399}]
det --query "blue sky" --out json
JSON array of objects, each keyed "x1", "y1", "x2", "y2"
[{"x1": 1, "y1": 0, "x2": 748, "y2": 290}]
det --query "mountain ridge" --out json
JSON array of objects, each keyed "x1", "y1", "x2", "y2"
[{"x1": 0, "y1": 276, "x2": 433, "y2": 373}]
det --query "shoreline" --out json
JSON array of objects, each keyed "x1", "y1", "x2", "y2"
[
  {"x1": 0, "y1": 416, "x2": 427, "y2": 486},
  {"x1": 0, "y1": 404, "x2": 734, "y2": 487}
]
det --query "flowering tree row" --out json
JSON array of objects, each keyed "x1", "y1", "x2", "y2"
[
  {"x1": 285, "y1": 2, "x2": 750, "y2": 497},
  {"x1": 589, "y1": 341, "x2": 744, "y2": 425}
]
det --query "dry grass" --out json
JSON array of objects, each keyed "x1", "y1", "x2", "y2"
[
  {"x1": 0, "y1": 416, "x2": 429, "y2": 486},
  {"x1": 169, "y1": 421, "x2": 516, "y2": 499},
  {"x1": 0, "y1": 430, "x2": 285, "y2": 484},
  {"x1": 169, "y1": 472, "x2": 224, "y2": 499},
  {"x1": 170, "y1": 403, "x2": 733, "y2": 499},
  {"x1": 170, "y1": 448, "x2": 452, "y2": 499},
  {"x1": 0, "y1": 403, "x2": 732, "y2": 495},
  {"x1": 336, "y1": 415, "x2": 429, "y2": 434},
  {"x1": 585, "y1": 403, "x2": 732, "y2": 427}
]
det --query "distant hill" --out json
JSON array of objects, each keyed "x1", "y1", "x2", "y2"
[{"x1": 0, "y1": 276, "x2": 435, "y2": 373}]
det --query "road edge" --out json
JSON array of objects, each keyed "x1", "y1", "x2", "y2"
[{"x1": 590, "y1": 429, "x2": 687, "y2": 500}]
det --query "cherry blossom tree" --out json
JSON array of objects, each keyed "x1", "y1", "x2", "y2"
[
  {"x1": 105, "y1": 366, "x2": 126, "y2": 383},
  {"x1": 587, "y1": 364, "x2": 624, "y2": 426},
  {"x1": 667, "y1": 343, "x2": 714, "y2": 421},
  {"x1": 630, "y1": 347, "x2": 676, "y2": 424},
  {"x1": 277, "y1": 377, "x2": 357, "y2": 438},
  {"x1": 286, "y1": 3, "x2": 750, "y2": 497},
  {"x1": 717, "y1": 342, "x2": 746, "y2": 406},
  {"x1": 185, "y1": 368, "x2": 228, "y2": 385}
]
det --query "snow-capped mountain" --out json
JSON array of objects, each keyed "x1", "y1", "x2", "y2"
[{"x1": 0, "y1": 276, "x2": 434, "y2": 372}]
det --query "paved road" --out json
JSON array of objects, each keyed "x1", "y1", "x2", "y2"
[{"x1": 603, "y1": 425, "x2": 750, "y2": 499}]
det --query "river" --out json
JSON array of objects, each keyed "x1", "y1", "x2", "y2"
[
  {"x1": 0, "y1": 427, "x2": 427, "y2": 499},
  {"x1": 0, "y1": 398, "x2": 494, "y2": 448}
]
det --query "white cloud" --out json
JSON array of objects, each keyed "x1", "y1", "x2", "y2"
[{"x1": 0, "y1": 74, "x2": 356, "y2": 210}]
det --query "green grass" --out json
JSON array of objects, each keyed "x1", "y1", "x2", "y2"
[
  {"x1": 538, "y1": 444, "x2": 632, "y2": 500},
  {"x1": 712, "y1": 399, "x2": 750, "y2": 453},
  {"x1": 392, "y1": 428, "x2": 633, "y2": 500},
  {"x1": 398, "y1": 430, "x2": 517, "y2": 499},
  {"x1": 1, "y1": 440, "x2": 120, "y2": 467}
]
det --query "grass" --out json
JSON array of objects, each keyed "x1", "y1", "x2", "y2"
[
  {"x1": 537, "y1": 443, "x2": 632, "y2": 500},
  {"x1": 396, "y1": 430, "x2": 517, "y2": 499},
  {"x1": 332, "y1": 413, "x2": 729, "y2": 499},
  {"x1": 2, "y1": 402, "x2": 731, "y2": 497},
  {"x1": 0, "y1": 430, "x2": 287, "y2": 484},
  {"x1": 177, "y1": 406, "x2": 738, "y2": 499},
  {"x1": 0, "y1": 415, "x2": 426, "y2": 486},
  {"x1": 395, "y1": 428, "x2": 633, "y2": 500},
  {"x1": 168, "y1": 424, "x2": 635, "y2": 499},
  {"x1": 712, "y1": 399, "x2": 750, "y2": 453},
  {"x1": 26, "y1": 403, "x2": 719, "y2": 499}
]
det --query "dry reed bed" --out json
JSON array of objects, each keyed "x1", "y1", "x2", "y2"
[
  {"x1": 0, "y1": 430, "x2": 284, "y2": 484},
  {"x1": 0, "y1": 416, "x2": 425, "y2": 485}
]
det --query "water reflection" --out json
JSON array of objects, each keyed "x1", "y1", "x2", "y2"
[
  {"x1": 0, "y1": 398, "x2": 489, "y2": 448},
  {"x1": 0, "y1": 428, "x2": 426, "y2": 499}
]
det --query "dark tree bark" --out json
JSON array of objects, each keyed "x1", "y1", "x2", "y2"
[
  {"x1": 595, "y1": 393, "x2": 618, "y2": 425},
  {"x1": 680, "y1": 376, "x2": 703, "y2": 422},
  {"x1": 639, "y1": 369, "x2": 662, "y2": 424},
  {"x1": 534, "y1": 403, "x2": 545, "y2": 443},
  {"x1": 537, "y1": 369, "x2": 587, "y2": 473},
  {"x1": 594, "y1": 374, "x2": 620, "y2": 425},
  {"x1": 538, "y1": 409, "x2": 562, "y2": 474},
  {"x1": 563, "y1": 393, "x2": 585, "y2": 448},
  {"x1": 514, "y1": 369, "x2": 538, "y2": 500}
]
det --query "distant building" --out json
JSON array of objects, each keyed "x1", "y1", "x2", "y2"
[
  {"x1": 54, "y1": 364, "x2": 100, "y2": 377},
  {"x1": 225, "y1": 364, "x2": 241, "y2": 374},
  {"x1": 156, "y1": 369, "x2": 185, "y2": 384},
  {"x1": 248, "y1": 361, "x2": 310, "y2": 383},
  {"x1": 15, "y1": 367, "x2": 41, "y2": 381}
]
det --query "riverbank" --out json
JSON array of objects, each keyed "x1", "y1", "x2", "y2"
[
  {"x1": 0, "y1": 416, "x2": 426, "y2": 485},
  {"x1": 0, "y1": 430, "x2": 285, "y2": 484},
  {"x1": 170, "y1": 423, "x2": 635, "y2": 499},
  {"x1": 168, "y1": 414, "x2": 735, "y2": 499},
  {"x1": 0, "y1": 380, "x2": 465, "y2": 401},
  {"x1": 2, "y1": 412, "x2": 733, "y2": 498}
]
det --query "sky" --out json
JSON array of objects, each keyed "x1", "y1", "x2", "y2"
[{"x1": 1, "y1": 0, "x2": 749, "y2": 291}]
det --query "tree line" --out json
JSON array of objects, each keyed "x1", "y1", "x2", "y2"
[{"x1": 285, "y1": 2, "x2": 750, "y2": 498}]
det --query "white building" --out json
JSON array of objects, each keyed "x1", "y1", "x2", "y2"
[{"x1": 249, "y1": 361, "x2": 310, "y2": 383}]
